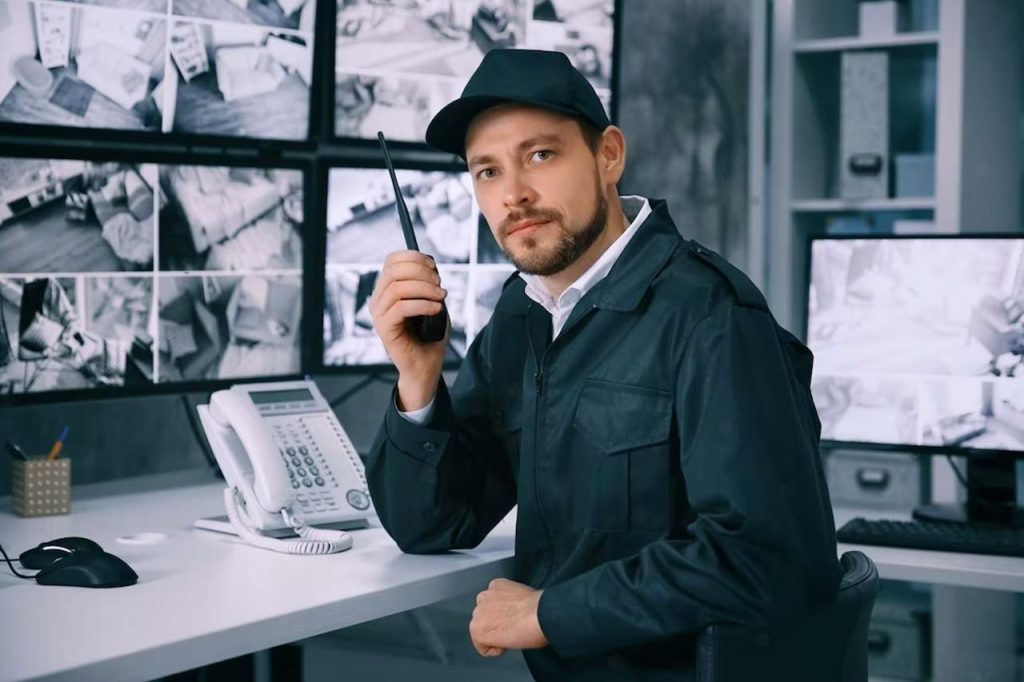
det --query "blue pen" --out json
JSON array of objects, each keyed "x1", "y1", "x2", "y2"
[{"x1": 47, "y1": 426, "x2": 69, "y2": 461}]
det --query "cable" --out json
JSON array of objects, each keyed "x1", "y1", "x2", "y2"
[{"x1": 0, "y1": 541, "x2": 36, "y2": 580}]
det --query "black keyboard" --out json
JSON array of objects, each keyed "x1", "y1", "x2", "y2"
[{"x1": 837, "y1": 517, "x2": 1024, "y2": 557}]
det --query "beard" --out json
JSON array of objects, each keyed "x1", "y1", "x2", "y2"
[{"x1": 499, "y1": 184, "x2": 609, "y2": 277}]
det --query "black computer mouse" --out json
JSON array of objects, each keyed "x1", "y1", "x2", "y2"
[
  {"x1": 19, "y1": 536, "x2": 104, "y2": 570},
  {"x1": 34, "y1": 551, "x2": 138, "y2": 588}
]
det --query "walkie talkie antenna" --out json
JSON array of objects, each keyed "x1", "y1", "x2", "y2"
[
  {"x1": 377, "y1": 131, "x2": 449, "y2": 343},
  {"x1": 378, "y1": 131, "x2": 420, "y2": 251}
]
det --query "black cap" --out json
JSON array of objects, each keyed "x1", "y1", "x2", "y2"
[{"x1": 425, "y1": 49, "x2": 610, "y2": 158}]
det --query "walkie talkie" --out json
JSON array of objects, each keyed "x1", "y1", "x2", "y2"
[{"x1": 377, "y1": 131, "x2": 449, "y2": 343}]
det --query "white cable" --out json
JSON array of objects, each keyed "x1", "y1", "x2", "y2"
[{"x1": 223, "y1": 487, "x2": 352, "y2": 555}]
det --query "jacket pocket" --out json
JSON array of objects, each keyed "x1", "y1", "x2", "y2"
[{"x1": 573, "y1": 379, "x2": 673, "y2": 533}]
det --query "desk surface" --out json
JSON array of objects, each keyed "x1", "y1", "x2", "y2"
[
  {"x1": 4, "y1": 483, "x2": 1024, "y2": 682},
  {"x1": 0, "y1": 482, "x2": 515, "y2": 682}
]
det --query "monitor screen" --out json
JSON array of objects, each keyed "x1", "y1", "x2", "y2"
[
  {"x1": 322, "y1": 164, "x2": 514, "y2": 368},
  {"x1": 0, "y1": 0, "x2": 317, "y2": 142},
  {"x1": 0, "y1": 153, "x2": 307, "y2": 401},
  {"x1": 334, "y1": 0, "x2": 616, "y2": 144},
  {"x1": 806, "y1": 237, "x2": 1024, "y2": 453}
]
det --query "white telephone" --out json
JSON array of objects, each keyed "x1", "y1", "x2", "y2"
[{"x1": 197, "y1": 379, "x2": 373, "y2": 554}]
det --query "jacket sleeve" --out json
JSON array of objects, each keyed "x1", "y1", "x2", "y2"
[
  {"x1": 536, "y1": 304, "x2": 840, "y2": 658},
  {"x1": 366, "y1": 325, "x2": 517, "y2": 554}
]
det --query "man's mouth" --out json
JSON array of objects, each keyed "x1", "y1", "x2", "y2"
[{"x1": 508, "y1": 219, "x2": 550, "y2": 236}]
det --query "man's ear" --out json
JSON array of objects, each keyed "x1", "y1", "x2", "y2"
[{"x1": 597, "y1": 126, "x2": 627, "y2": 186}]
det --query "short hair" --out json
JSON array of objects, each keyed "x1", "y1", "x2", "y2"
[{"x1": 575, "y1": 116, "x2": 604, "y2": 153}]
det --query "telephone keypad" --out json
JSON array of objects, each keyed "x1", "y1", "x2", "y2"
[{"x1": 270, "y1": 413, "x2": 370, "y2": 516}]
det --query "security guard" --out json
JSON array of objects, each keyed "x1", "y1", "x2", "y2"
[{"x1": 367, "y1": 49, "x2": 840, "y2": 681}]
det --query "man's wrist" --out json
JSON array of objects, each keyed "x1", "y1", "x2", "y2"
[{"x1": 396, "y1": 375, "x2": 439, "y2": 412}]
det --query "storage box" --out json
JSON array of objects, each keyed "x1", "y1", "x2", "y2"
[
  {"x1": 11, "y1": 458, "x2": 71, "y2": 517},
  {"x1": 826, "y1": 448, "x2": 930, "y2": 509},
  {"x1": 894, "y1": 153, "x2": 935, "y2": 198},
  {"x1": 868, "y1": 586, "x2": 931, "y2": 681},
  {"x1": 840, "y1": 51, "x2": 889, "y2": 199},
  {"x1": 859, "y1": 1, "x2": 911, "y2": 37}
]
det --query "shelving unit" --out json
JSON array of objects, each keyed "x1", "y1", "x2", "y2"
[
  {"x1": 769, "y1": 5, "x2": 1024, "y2": 682},
  {"x1": 769, "y1": 0, "x2": 1023, "y2": 334}
]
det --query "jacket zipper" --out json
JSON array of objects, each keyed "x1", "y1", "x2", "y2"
[{"x1": 526, "y1": 310, "x2": 554, "y2": 584}]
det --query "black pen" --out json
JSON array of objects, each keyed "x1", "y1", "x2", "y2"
[{"x1": 5, "y1": 440, "x2": 28, "y2": 461}]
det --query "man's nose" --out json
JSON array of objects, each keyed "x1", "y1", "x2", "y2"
[{"x1": 502, "y1": 171, "x2": 538, "y2": 209}]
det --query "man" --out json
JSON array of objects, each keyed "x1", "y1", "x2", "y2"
[{"x1": 367, "y1": 49, "x2": 839, "y2": 681}]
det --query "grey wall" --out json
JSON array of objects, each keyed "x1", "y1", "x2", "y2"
[{"x1": 617, "y1": 0, "x2": 752, "y2": 267}]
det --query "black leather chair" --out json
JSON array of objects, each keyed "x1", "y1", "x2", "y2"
[{"x1": 696, "y1": 551, "x2": 879, "y2": 682}]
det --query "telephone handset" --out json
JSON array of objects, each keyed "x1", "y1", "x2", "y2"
[{"x1": 197, "y1": 379, "x2": 373, "y2": 554}]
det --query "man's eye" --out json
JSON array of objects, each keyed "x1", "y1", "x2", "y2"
[
  {"x1": 532, "y1": 150, "x2": 553, "y2": 161},
  {"x1": 477, "y1": 168, "x2": 497, "y2": 180}
]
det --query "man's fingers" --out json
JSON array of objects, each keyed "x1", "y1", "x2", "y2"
[
  {"x1": 469, "y1": 620, "x2": 506, "y2": 658},
  {"x1": 372, "y1": 281, "x2": 447, "y2": 321},
  {"x1": 375, "y1": 261, "x2": 441, "y2": 295},
  {"x1": 379, "y1": 300, "x2": 445, "y2": 329},
  {"x1": 383, "y1": 250, "x2": 437, "y2": 269}
]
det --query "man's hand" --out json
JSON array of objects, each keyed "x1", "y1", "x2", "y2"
[
  {"x1": 368, "y1": 251, "x2": 449, "y2": 411},
  {"x1": 469, "y1": 579, "x2": 549, "y2": 657}
]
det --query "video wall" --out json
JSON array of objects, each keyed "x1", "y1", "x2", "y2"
[
  {"x1": 0, "y1": 0, "x2": 620, "y2": 399},
  {"x1": 322, "y1": 164, "x2": 514, "y2": 366},
  {"x1": 0, "y1": 154, "x2": 306, "y2": 397},
  {"x1": 334, "y1": 0, "x2": 615, "y2": 143},
  {"x1": 0, "y1": 0, "x2": 317, "y2": 141}
]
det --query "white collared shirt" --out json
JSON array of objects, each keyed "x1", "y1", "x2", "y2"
[
  {"x1": 519, "y1": 195, "x2": 651, "y2": 339},
  {"x1": 401, "y1": 195, "x2": 652, "y2": 424}
]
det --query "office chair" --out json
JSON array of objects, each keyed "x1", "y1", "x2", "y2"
[{"x1": 696, "y1": 551, "x2": 878, "y2": 682}]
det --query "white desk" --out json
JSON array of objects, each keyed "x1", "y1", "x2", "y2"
[
  {"x1": 0, "y1": 482, "x2": 515, "y2": 682},
  {"x1": 3, "y1": 486, "x2": 1023, "y2": 682},
  {"x1": 834, "y1": 506, "x2": 1024, "y2": 592}
]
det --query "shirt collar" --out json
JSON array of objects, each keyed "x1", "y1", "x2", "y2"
[{"x1": 520, "y1": 196, "x2": 652, "y2": 311}]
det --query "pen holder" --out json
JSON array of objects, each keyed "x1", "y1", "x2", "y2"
[{"x1": 11, "y1": 458, "x2": 71, "y2": 517}]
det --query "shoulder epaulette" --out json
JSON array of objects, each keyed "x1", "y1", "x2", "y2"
[{"x1": 686, "y1": 240, "x2": 768, "y2": 311}]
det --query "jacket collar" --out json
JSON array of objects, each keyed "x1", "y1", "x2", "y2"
[
  {"x1": 505, "y1": 199, "x2": 681, "y2": 316},
  {"x1": 592, "y1": 199, "x2": 681, "y2": 312}
]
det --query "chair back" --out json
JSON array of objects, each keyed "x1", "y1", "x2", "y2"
[{"x1": 696, "y1": 551, "x2": 879, "y2": 682}]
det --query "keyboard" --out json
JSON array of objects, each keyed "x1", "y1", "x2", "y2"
[{"x1": 837, "y1": 517, "x2": 1024, "y2": 557}]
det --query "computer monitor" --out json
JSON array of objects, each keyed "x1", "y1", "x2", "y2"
[
  {"x1": 0, "y1": 0, "x2": 318, "y2": 144},
  {"x1": 0, "y1": 152, "x2": 309, "y2": 404},
  {"x1": 333, "y1": 0, "x2": 618, "y2": 145},
  {"x1": 806, "y1": 235, "x2": 1024, "y2": 525},
  {"x1": 319, "y1": 162, "x2": 514, "y2": 369}
]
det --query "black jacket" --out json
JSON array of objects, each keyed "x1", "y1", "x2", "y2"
[{"x1": 367, "y1": 200, "x2": 840, "y2": 681}]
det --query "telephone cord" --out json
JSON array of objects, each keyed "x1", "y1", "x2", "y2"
[{"x1": 223, "y1": 487, "x2": 351, "y2": 555}]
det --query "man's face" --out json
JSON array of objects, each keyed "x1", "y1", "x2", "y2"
[{"x1": 465, "y1": 105, "x2": 608, "y2": 276}]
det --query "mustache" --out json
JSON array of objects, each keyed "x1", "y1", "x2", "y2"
[{"x1": 501, "y1": 208, "x2": 562, "y2": 236}]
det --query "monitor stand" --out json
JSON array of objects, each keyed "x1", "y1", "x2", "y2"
[{"x1": 913, "y1": 455, "x2": 1024, "y2": 527}]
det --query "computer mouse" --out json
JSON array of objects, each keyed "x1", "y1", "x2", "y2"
[
  {"x1": 34, "y1": 551, "x2": 138, "y2": 588},
  {"x1": 19, "y1": 536, "x2": 104, "y2": 570}
]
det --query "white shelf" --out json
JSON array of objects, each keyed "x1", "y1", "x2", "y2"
[
  {"x1": 791, "y1": 197, "x2": 936, "y2": 212},
  {"x1": 794, "y1": 31, "x2": 940, "y2": 53}
]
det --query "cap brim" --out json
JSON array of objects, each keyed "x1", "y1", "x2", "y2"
[{"x1": 425, "y1": 94, "x2": 588, "y2": 158}]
